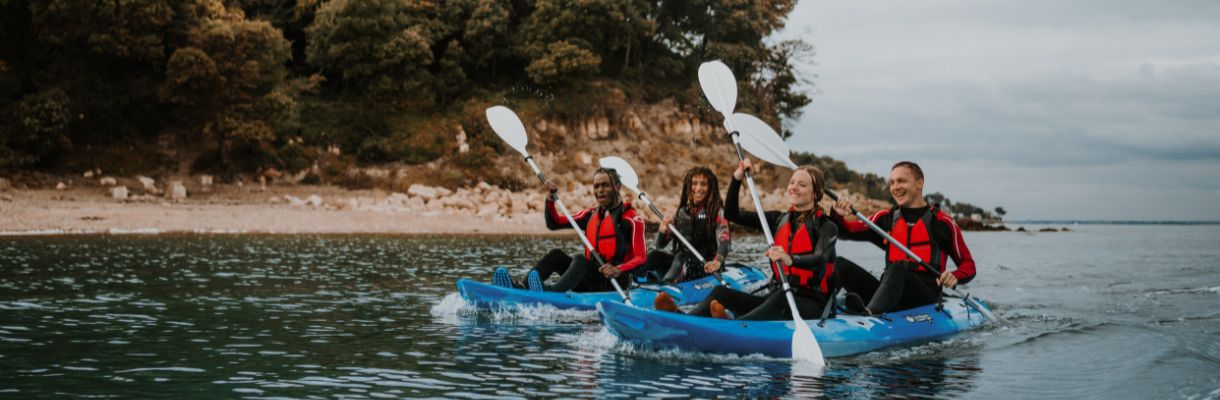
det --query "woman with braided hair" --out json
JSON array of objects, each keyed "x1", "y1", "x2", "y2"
[{"x1": 642, "y1": 166, "x2": 732, "y2": 284}]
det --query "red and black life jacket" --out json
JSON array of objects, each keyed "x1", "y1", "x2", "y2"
[
  {"x1": 773, "y1": 209, "x2": 835, "y2": 296},
  {"x1": 583, "y1": 203, "x2": 633, "y2": 264},
  {"x1": 885, "y1": 207, "x2": 944, "y2": 274}
]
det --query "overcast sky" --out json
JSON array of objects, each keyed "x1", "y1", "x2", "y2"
[{"x1": 778, "y1": 0, "x2": 1220, "y2": 221}]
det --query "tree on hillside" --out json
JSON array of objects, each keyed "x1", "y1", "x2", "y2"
[
  {"x1": 517, "y1": 0, "x2": 652, "y2": 84},
  {"x1": 925, "y1": 192, "x2": 949, "y2": 208},
  {"x1": 160, "y1": 2, "x2": 292, "y2": 175},
  {"x1": 306, "y1": 0, "x2": 441, "y2": 103},
  {"x1": 237, "y1": 0, "x2": 325, "y2": 75},
  {"x1": 3, "y1": 89, "x2": 72, "y2": 166},
  {"x1": 750, "y1": 39, "x2": 813, "y2": 136},
  {"x1": 0, "y1": 0, "x2": 180, "y2": 169},
  {"x1": 430, "y1": 0, "x2": 514, "y2": 102},
  {"x1": 0, "y1": 0, "x2": 815, "y2": 177}
]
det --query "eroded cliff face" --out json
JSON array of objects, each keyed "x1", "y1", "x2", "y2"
[{"x1": 409, "y1": 99, "x2": 894, "y2": 223}]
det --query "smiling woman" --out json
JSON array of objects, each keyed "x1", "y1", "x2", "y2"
[{"x1": 642, "y1": 166, "x2": 731, "y2": 285}]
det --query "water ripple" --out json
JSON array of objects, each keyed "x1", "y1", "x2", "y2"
[{"x1": 0, "y1": 229, "x2": 1217, "y2": 398}]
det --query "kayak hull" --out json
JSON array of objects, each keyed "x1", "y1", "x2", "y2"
[
  {"x1": 597, "y1": 296, "x2": 992, "y2": 358},
  {"x1": 456, "y1": 263, "x2": 769, "y2": 310}
]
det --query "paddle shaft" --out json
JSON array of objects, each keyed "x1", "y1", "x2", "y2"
[
  {"x1": 700, "y1": 68, "x2": 823, "y2": 363},
  {"x1": 727, "y1": 131, "x2": 808, "y2": 323},
  {"x1": 822, "y1": 190, "x2": 1002, "y2": 323},
  {"x1": 523, "y1": 156, "x2": 631, "y2": 303},
  {"x1": 635, "y1": 194, "x2": 727, "y2": 285}
]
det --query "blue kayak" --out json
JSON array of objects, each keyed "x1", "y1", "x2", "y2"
[
  {"x1": 598, "y1": 294, "x2": 993, "y2": 358},
  {"x1": 456, "y1": 263, "x2": 770, "y2": 310}
]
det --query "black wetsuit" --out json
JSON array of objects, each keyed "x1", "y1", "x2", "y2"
[
  {"x1": 644, "y1": 206, "x2": 731, "y2": 284},
  {"x1": 685, "y1": 177, "x2": 837, "y2": 321},
  {"x1": 529, "y1": 199, "x2": 646, "y2": 292},
  {"x1": 833, "y1": 206, "x2": 977, "y2": 314}
]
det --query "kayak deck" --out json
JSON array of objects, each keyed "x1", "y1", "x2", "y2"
[
  {"x1": 456, "y1": 263, "x2": 769, "y2": 310},
  {"x1": 598, "y1": 295, "x2": 992, "y2": 358}
]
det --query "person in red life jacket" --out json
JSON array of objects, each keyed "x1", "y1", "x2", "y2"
[
  {"x1": 492, "y1": 167, "x2": 647, "y2": 292},
  {"x1": 641, "y1": 166, "x2": 731, "y2": 284},
  {"x1": 830, "y1": 161, "x2": 977, "y2": 315},
  {"x1": 655, "y1": 159, "x2": 837, "y2": 321}
]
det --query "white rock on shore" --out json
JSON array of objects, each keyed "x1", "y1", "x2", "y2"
[
  {"x1": 137, "y1": 176, "x2": 155, "y2": 192},
  {"x1": 408, "y1": 184, "x2": 439, "y2": 201},
  {"x1": 284, "y1": 195, "x2": 307, "y2": 206}
]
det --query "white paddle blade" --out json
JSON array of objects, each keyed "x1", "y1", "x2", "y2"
[
  {"x1": 485, "y1": 106, "x2": 530, "y2": 156},
  {"x1": 732, "y1": 113, "x2": 798, "y2": 170},
  {"x1": 597, "y1": 156, "x2": 641, "y2": 194},
  {"x1": 698, "y1": 60, "x2": 737, "y2": 115},
  {"x1": 792, "y1": 320, "x2": 826, "y2": 365}
]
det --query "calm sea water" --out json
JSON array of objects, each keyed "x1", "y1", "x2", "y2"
[{"x1": 1, "y1": 225, "x2": 1218, "y2": 398}]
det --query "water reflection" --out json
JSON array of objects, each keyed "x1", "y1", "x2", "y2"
[
  {"x1": 590, "y1": 333, "x2": 982, "y2": 399},
  {"x1": 0, "y1": 234, "x2": 994, "y2": 398}
]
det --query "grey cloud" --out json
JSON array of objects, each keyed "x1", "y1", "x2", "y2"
[
  {"x1": 776, "y1": 0, "x2": 1220, "y2": 219},
  {"x1": 791, "y1": 61, "x2": 1220, "y2": 167}
]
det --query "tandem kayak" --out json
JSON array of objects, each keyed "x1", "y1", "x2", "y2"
[
  {"x1": 456, "y1": 263, "x2": 770, "y2": 310},
  {"x1": 598, "y1": 294, "x2": 993, "y2": 358}
]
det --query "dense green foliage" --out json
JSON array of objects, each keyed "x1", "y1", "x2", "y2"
[{"x1": 0, "y1": 0, "x2": 812, "y2": 176}]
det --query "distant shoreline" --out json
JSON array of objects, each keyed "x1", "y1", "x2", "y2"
[{"x1": 0, "y1": 186, "x2": 560, "y2": 237}]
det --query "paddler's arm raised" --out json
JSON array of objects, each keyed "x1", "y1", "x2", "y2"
[
  {"x1": 724, "y1": 159, "x2": 785, "y2": 232},
  {"x1": 831, "y1": 197, "x2": 888, "y2": 249},
  {"x1": 543, "y1": 180, "x2": 592, "y2": 231}
]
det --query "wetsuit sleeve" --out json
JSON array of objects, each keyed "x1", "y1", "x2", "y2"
[
  {"x1": 616, "y1": 212, "x2": 648, "y2": 272},
  {"x1": 724, "y1": 178, "x2": 784, "y2": 233},
  {"x1": 832, "y1": 209, "x2": 889, "y2": 249},
  {"x1": 654, "y1": 230, "x2": 672, "y2": 250},
  {"x1": 653, "y1": 208, "x2": 676, "y2": 250},
  {"x1": 790, "y1": 220, "x2": 837, "y2": 269},
  {"x1": 545, "y1": 198, "x2": 592, "y2": 231},
  {"x1": 715, "y1": 210, "x2": 731, "y2": 261},
  {"x1": 935, "y1": 212, "x2": 977, "y2": 284}
]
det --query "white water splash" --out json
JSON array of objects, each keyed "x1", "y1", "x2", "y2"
[
  {"x1": 1145, "y1": 286, "x2": 1220, "y2": 296},
  {"x1": 429, "y1": 292, "x2": 598, "y2": 324}
]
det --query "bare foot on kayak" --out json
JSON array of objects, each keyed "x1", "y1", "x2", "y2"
[
  {"x1": 654, "y1": 292, "x2": 679, "y2": 313},
  {"x1": 710, "y1": 300, "x2": 729, "y2": 319}
]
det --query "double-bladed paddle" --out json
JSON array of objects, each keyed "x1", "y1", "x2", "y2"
[
  {"x1": 727, "y1": 105, "x2": 1005, "y2": 325},
  {"x1": 699, "y1": 60, "x2": 826, "y2": 365},
  {"x1": 485, "y1": 106, "x2": 633, "y2": 305}
]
